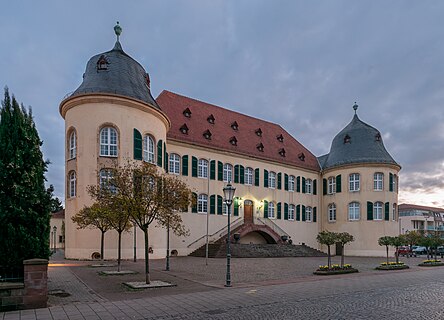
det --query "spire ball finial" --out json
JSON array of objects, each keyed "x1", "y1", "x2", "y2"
[
  {"x1": 353, "y1": 102, "x2": 358, "y2": 114},
  {"x1": 114, "y1": 21, "x2": 122, "y2": 40}
]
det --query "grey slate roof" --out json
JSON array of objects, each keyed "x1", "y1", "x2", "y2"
[
  {"x1": 319, "y1": 114, "x2": 399, "y2": 170},
  {"x1": 70, "y1": 41, "x2": 159, "y2": 108}
]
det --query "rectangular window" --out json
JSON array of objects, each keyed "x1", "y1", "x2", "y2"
[
  {"x1": 245, "y1": 167, "x2": 253, "y2": 185},
  {"x1": 198, "y1": 194, "x2": 208, "y2": 213},
  {"x1": 269, "y1": 172, "x2": 276, "y2": 189},
  {"x1": 288, "y1": 205, "x2": 295, "y2": 220},
  {"x1": 328, "y1": 177, "x2": 336, "y2": 194},
  {"x1": 306, "y1": 207, "x2": 312, "y2": 222},
  {"x1": 348, "y1": 202, "x2": 360, "y2": 221},
  {"x1": 223, "y1": 164, "x2": 232, "y2": 182},
  {"x1": 169, "y1": 154, "x2": 180, "y2": 175},
  {"x1": 373, "y1": 202, "x2": 383, "y2": 220},
  {"x1": 374, "y1": 172, "x2": 383, "y2": 191},
  {"x1": 305, "y1": 179, "x2": 312, "y2": 194},
  {"x1": 328, "y1": 204, "x2": 336, "y2": 222},
  {"x1": 198, "y1": 159, "x2": 208, "y2": 178},
  {"x1": 268, "y1": 202, "x2": 275, "y2": 219},
  {"x1": 349, "y1": 173, "x2": 360, "y2": 192},
  {"x1": 288, "y1": 175, "x2": 295, "y2": 192}
]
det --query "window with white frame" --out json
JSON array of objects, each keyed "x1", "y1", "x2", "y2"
[
  {"x1": 222, "y1": 201, "x2": 229, "y2": 215},
  {"x1": 143, "y1": 135, "x2": 155, "y2": 163},
  {"x1": 245, "y1": 167, "x2": 253, "y2": 185},
  {"x1": 169, "y1": 153, "x2": 180, "y2": 175},
  {"x1": 69, "y1": 131, "x2": 76, "y2": 159},
  {"x1": 198, "y1": 194, "x2": 208, "y2": 213},
  {"x1": 348, "y1": 202, "x2": 360, "y2": 221},
  {"x1": 69, "y1": 171, "x2": 76, "y2": 198},
  {"x1": 305, "y1": 179, "x2": 312, "y2": 194},
  {"x1": 306, "y1": 206, "x2": 312, "y2": 222},
  {"x1": 99, "y1": 169, "x2": 116, "y2": 193},
  {"x1": 392, "y1": 203, "x2": 397, "y2": 221},
  {"x1": 288, "y1": 204, "x2": 295, "y2": 220},
  {"x1": 349, "y1": 173, "x2": 360, "y2": 192},
  {"x1": 100, "y1": 127, "x2": 118, "y2": 157},
  {"x1": 268, "y1": 202, "x2": 275, "y2": 218},
  {"x1": 393, "y1": 174, "x2": 398, "y2": 192},
  {"x1": 223, "y1": 163, "x2": 232, "y2": 182},
  {"x1": 328, "y1": 177, "x2": 336, "y2": 194},
  {"x1": 269, "y1": 171, "x2": 276, "y2": 189},
  {"x1": 198, "y1": 159, "x2": 208, "y2": 178},
  {"x1": 288, "y1": 175, "x2": 295, "y2": 191},
  {"x1": 373, "y1": 202, "x2": 383, "y2": 220},
  {"x1": 328, "y1": 203, "x2": 336, "y2": 222},
  {"x1": 374, "y1": 172, "x2": 383, "y2": 191}
]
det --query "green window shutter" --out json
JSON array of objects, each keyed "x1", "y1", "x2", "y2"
[
  {"x1": 384, "y1": 202, "x2": 390, "y2": 221},
  {"x1": 367, "y1": 201, "x2": 373, "y2": 220},
  {"x1": 217, "y1": 195, "x2": 223, "y2": 215},
  {"x1": 240, "y1": 166, "x2": 245, "y2": 184},
  {"x1": 255, "y1": 168, "x2": 260, "y2": 186},
  {"x1": 218, "y1": 161, "x2": 223, "y2": 181},
  {"x1": 302, "y1": 177, "x2": 306, "y2": 193},
  {"x1": 133, "y1": 129, "x2": 142, "y2": 160},
  {"x1": 192, "y1": 193, "x2": 197, "y2": 213},
  {"x1": 210, "y1": 195, "x2": 216, "y2": 214},
  {"x1": 336, "y1": 174, "x2": 342, "y2": 193},
  {"x1": 284, "y1": 174, "x2": 289, "y2": 191},
  {"x1": 192, "y1": 156, "x2": 198, "y2": 177},
  {"x1": 163, "y1": 142, "x2": 167, "y2": 170},
  {"x1": 277, "y1": 202, "x2": 282, "y2": 219},
  {"x1": 284, "y1": 203, "x2": 289, "y2": 220},
  {"x1": 157, "y1": 140, "x2": 163, "y2": 167},
  {"x1": 323, "y1": 178, "x2": 327, "y2": 195},
  {"x1": 263, "y1": 200, "x2": 268, "y2": 218},
  {"x1": 277, "y1": 173, "x2": 282, "y2": 190},
  {"x1": 234, "y1": 197, "x2": 239, "y2": 216},
  {"x1": 302, "y1": 205, "x2": 306, "y2": 221},
  {"x1": 313, "y1": 207, "x2": 317, "y2": 222},
  {"x1": 264, "y1": 170, "x2": 269, "y2": 188},
  {"x1": 165, "y1": 152, "x2": 169, "y2": 173},
  {"x1": 296, "y1": 205, "x2": 301, "y2": 221},
  {"x1": 210, "y1": 160, "x2": 216, "y2": 180},
  {"x1": 297, "y1": 176, "x2": 301, "y2": 192},
  {"x1": 389, "y1": 173, "x2": 394, "y2": 192},
  {"x1": 313, "y1": 179, "x2": 317, "y2": 195},
  {"x1": 234, "y1": 165, "x2": 239, "y2": 183},
  {"x1": 182, "y1": 155, "x2": 189, "y2": 176}
]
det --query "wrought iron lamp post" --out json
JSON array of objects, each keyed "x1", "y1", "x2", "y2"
[
  {"x1": 223, "y1": 183, "x2": 236, "y2": 287},
  {"x1": 53, "y1": 226, "x2": 57, "y2": 253}
]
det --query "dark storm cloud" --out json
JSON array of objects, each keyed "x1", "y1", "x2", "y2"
[{"x1": 1, "y1": 0, "x2": 444, "y2": 205}]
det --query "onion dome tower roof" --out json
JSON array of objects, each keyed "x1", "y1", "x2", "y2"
[
  {"x1": 70, "y1": 22, "x2": 159, "y2": 108},
  {"x1": 319, "y1": 103, "x2": 399, "y2": 170}
]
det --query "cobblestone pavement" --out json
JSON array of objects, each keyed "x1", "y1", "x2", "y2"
[{"x1": 2, "y1": 257, "x2": 444, "y2": 319}]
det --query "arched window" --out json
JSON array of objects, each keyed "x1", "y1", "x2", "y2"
[
  {"x1": 69, "y1": 131, "x2": 76, "y2": 159},
  {"x1": 268, "y1": 202, "x2": 275, "y2": 219},
  {"x1": 198, "y1": 194, "x2": 208, "y2": 213},
  {"x1": 373, "y1": 202, "x2": 383, "y2": 220},
  {"x1": 169, "y1": 154, "x2": 180, "y2": 175},
  {"x1": 99, "y1": 169, "x2": 116, "y2": 193},
  {"x1": 223, "y1": 163, "x2": 233, "y2": 182},
  {"x1": 143, "y1": 135, "x2": 155, "y2": 163},
  {"x1": 100, "y1": 127, "x2": 118, "y2": 157},
  {"x1": 68, "y1": 171, "x2": 76, "y2": 198},
  {"x1": 328, "y1": 177, "x2": 336, "y2": 194},
  {"x1": 328, "y1": 204, "x2": 336, "y2": 222},
  {"x1": 306, "y1": 206, "x2": 312, "y2": 222},
  {"x1": 288, "y1": 175, "x2": 295, "y2": 192},
  {"x1": 198, "y1": 159, "x2": 208, "y2": 178},
  {"x1": 348, "y1": 202, "x2": 360, "y2": 221},
  {"x1": 269, "y1": 171, "x2": 276, "y2": 189},
  {"x1": 374, "y1": 172, "x2": 384, "y2": 191},
  {"x1": 349, "y1": 173, "x2": 360, "y2": 192},
  {"x1": 288, "y1": 204, "x2": 295, "y2": 220},
  {"x1": 245, "y1": 167, "x2": 253, "y2": 185},
  {"x1": 305, "y1": 179, "x2": 312, "y2": 194}
]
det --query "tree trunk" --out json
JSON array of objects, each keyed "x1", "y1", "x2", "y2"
[
  {"x1": 117, "y1": 231, "x2": 122, "y2": 272},
  {"x1": 395, "y1": 247, "x2": 399, "y2": 264},
  {"x1": 341, "y1": 244, "x2": 344, "y2": 268},
  {"x1": 101, "y1": 230, "x2": 105, "y2": 261},
  {"x1": 327, "y1": 245, "x2": 331, "y2": 269},
  {"x1": 386, "y1": 245, "x2": 389, "y2": 265},
  {"x1": 144, "y1": 228, "x2": 150, "y2": 284}
]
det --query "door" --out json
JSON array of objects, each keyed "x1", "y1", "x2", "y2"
[{"x1": 244, "y1": 200, "x2": 253, "y2": 223}]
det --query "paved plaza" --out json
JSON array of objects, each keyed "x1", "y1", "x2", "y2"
[{"x1": 2, "y1": 251, "x2": 444, "y2": 319}]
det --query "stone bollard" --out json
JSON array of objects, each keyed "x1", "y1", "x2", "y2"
[{"x1": 23, "y1": 259, "x2": 48, "y2": 309}]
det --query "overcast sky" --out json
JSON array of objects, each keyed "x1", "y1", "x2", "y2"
[{"x1": 1, "y1": 1, "x2": 443, "y2": 207}]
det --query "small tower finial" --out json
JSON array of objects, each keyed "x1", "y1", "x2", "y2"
[
  {"x1": 114, "y1": 21, "x2": 122, "y2": 41},
  {"x1": 353, "y1": 102, "x2": 358, "y2": 114}
]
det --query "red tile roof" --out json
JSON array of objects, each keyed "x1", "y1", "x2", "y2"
[
  {"x1": 51, "y1": 209, "x2": 65, "y2": 219},
  {"x1": 399, "y1": 204, "x2": 444, "y2": 213},
  {"x1": 157, "y1": 90, "x2": 320, "y2": 171}
]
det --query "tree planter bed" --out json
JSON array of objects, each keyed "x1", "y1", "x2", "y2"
[
  {"x1": 418, "y1": 260, "x2": 444, "y2": 267},
  {"x1": 313, "y1": 268, "x2": 359, "y2": 275},
  {"x1": 375, "y1": 265, "x2": 409, "y2": 270}
]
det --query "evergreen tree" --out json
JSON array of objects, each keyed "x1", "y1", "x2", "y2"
[
  {"x1": 48, "y1": 184, "x2": 63, "y2": 213},
  {"x1": 0, "y1": 87, "x2": 51, "y2": 267}
]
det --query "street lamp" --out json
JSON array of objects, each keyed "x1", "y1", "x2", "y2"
[
  {"x1": 223, "y1": 182, "x2": 236, "y2": 287},
  {"x1": 53, "y1": 226, "x2": 57, "y2": 253}
]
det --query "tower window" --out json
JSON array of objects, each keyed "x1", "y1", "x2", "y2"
[
  {"x1": 344, "y1": 134, "x2": 351, "y2": 144},
  {"x1": 96, "y1": 55, "x2": 109, "y2": 71},
  {"x1": 375, "y1": 133, "x2": 381, "y2": 141},
  {"x1": 100, "y1": 127, "x2": 118, "y2": 157}
]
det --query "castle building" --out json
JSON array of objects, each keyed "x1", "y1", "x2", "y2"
[{"x1": 60, "y1": 25, "x2": 400, "y2": 259}]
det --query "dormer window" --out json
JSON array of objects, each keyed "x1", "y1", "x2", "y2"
[
  {"x1": 257, "y1": 143, "x2": 264, "y2": 152},
  {"x1": 203, "y1": 129, "x2": 212, "y2": 140},
  {"x1": 375, "y1": 133, "x2": 381, "y2": 141},
  {"x1": 344, "y1": 134, "x2": 351, "y2": 144},
  {"x1": 279, "y1": 148, "x2": 286, "y2": 157},
  {"x1": 145, "y1": 73, "x2": 151, "y2": 89},
  {"x1": 207, "y1": 114, "x2": 215, "y2": 124},
  {"x1": 298, "y1": 152, "x2": 305, "y2": 161},
  {"x1": 277, "y1": 134, "x2": 284, "y2": 142},
  {"x1": 183, "y1": 108, "x2": 192, "y2": 118},
  {"x1": 97, "y1": 55, "x2": 109, "y2": 71},
  {"x1": 255, "y1": 128, "x2": 262, "y2": 137},
  {"x1": 231, "y1": 121, "x2": 239, "y2": 131},
  {"x1": 229, "y1": 136, "x2": 237, "y2": 146},
  {"x1": 179, "y1": 124, "x2": 189, "y2": 135}
]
